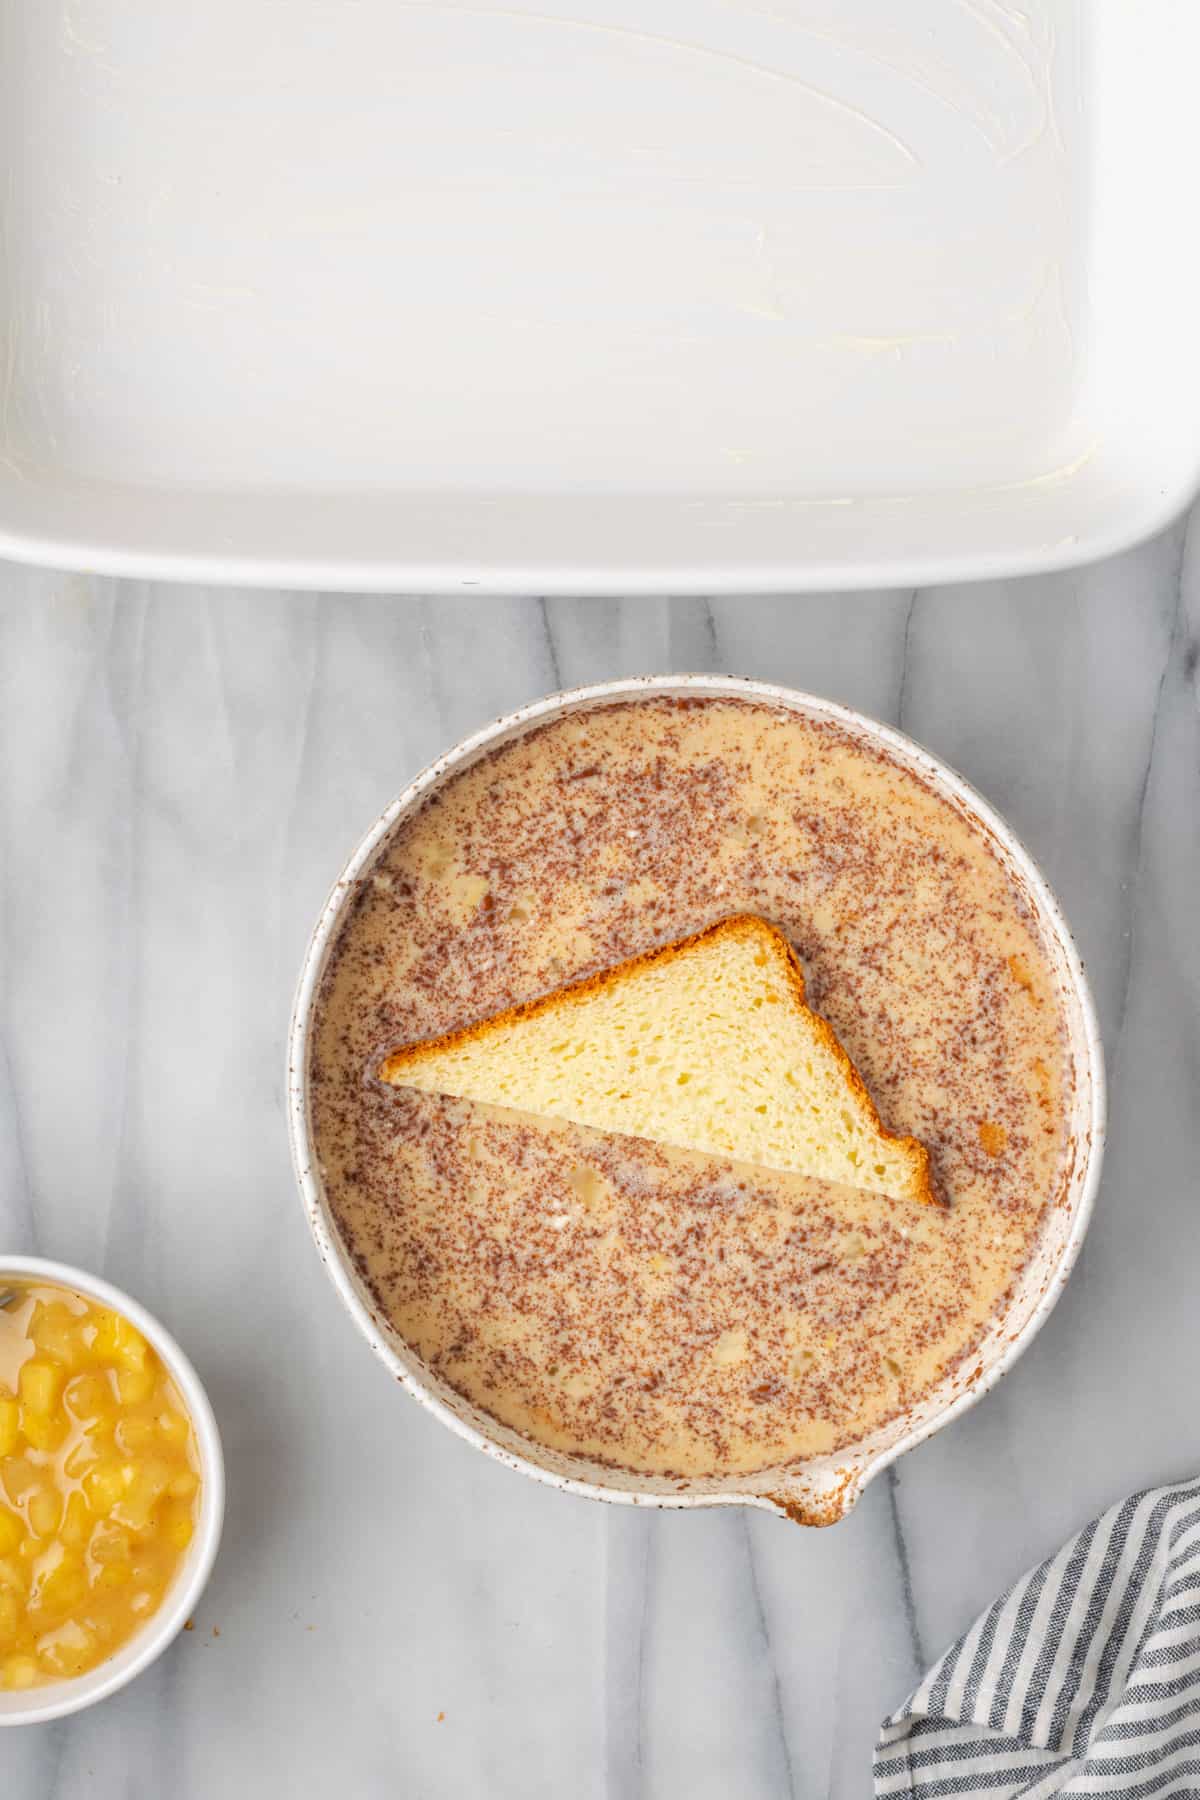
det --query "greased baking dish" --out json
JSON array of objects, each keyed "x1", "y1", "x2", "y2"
[{"x1": 1, "y1": 1, "x2": 1196, "y2": 592}]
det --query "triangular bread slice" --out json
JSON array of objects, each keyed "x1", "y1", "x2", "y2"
[{"x1": 379, "y1": 915, "x2": 934, "y2": 1205}]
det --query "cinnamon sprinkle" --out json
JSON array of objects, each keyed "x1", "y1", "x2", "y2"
[{"x1": 311, "y1": 697, "x2": 1070, "y2": 1480}]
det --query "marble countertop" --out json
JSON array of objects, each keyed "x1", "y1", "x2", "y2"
[{"x1": 0, "y1": 528, "x2": 1197, "y2": 1798}]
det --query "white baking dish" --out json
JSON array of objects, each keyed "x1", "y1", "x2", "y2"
[
  {"x1": 288, "y1": 676, "x2": 1104, "y2": 1524},
  {"x1": 1, "y1": 2, "x2": 1195, "y2": 592}
]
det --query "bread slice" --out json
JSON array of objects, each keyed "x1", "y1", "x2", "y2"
[{"x1": 378, "y1": 914, "x2": 934, "y2": 1205}]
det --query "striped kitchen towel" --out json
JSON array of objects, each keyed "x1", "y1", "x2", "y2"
[{"x1": 875, "y1": 1477, "x2": 1200, "y2": 1798}]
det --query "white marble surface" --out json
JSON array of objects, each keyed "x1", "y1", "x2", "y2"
[{"x1": 0, "y1": 535, "x2": 1198, "y2": 1798}]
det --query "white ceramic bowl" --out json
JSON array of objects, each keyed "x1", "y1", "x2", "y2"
[
  {"x1": 0, "y1": 1257, "x2": 224, "y2": 1726},
  {"x1": 289, "y1": 676, "x2": 1105, "y2": 1525}
]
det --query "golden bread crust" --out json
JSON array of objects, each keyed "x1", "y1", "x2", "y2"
[{"x1": 378, "y1": 913, "x2": 937, "y2": 1206}]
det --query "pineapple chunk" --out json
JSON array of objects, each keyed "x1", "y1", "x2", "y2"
[
  {"x1": 130, "y1": 1547, "x2": 166, "y2": 1589},
  {"x1": 162, "y1": 1504, "x2": 194, "y2": 1553},
  {"x1": 27, "y1": 1489, "x2": 63, "y2": 1540},
  {"x1": 116, "y1": 1365, "x2": 155, "y2": 1407},
  {"x1": 156, "y1": 1410, "x2": 190, "y2": 1451},
  {"x1": 113, "y1": 1460, "x2": 171, "y2": 1533},
  {"x1": 63, "y1": 1437, "x2": 102, "y2": 1480},
  {"x1": 81, "y1": 1607, "x2": 118, "y2": 1644},
  {"x1": 59, "y1": 1493, "x2": 90, "y2": 1549},
  {"x1": 83, "y1": 1419, "x2": 117, "y2": 1457},
  {"x1": 2, "y1": 1457, "x2": 42, "y2": 1504},
  {"x1": 18, "y1": 1360, "x2": 62, "y2": 1417},
  {"x1": 116, "y1": 1416, "x2": 158, "y2": 1456},
  {"x1": 0, "y1": 1395, "x2": 18, "y2": 1458},
  {"x1": 90, "y1": 1523, "x2": 133, "y2": 1567},
  {"x1": 90, "y1": 1312, "x2": 149, "y2": 1375},
  {"x1": 36, "y1": 1619, "x2": 93, "y2": 1679},
  {"x1": 63, "y1": 1371, "x2": 115, "y2": 1423},
  {"x1": 82, "y1": 1462, "x2": 132, "y2": 1519},
  {"x1": 20, "y1": 1407, "x2": 67, "y2": 1454},
  {"x1": 0, "y1": 1508, "x2": 24, "y2": 1557},
  {"x1": 94, "y1": 1562, "x2": 133, "y2": 1590},
  {"x1": 0, "y1": 1588, "x2": 20, "y2": 1643},
  {"x1": 29, "y1": 1303, "x2": 87, "y2": 1372},
  {"x1": 1, "y1": 1652, "x2": 39, "y2": 1690},
  {"x1": 0, "y1": 1555, "x2": 30, "y2": 1596},
  {"x1": 36, "y1": 1552, "x2": 86, "y2": 1615}
]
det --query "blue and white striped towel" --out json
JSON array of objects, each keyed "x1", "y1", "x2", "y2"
[{"x1": 875, "y1": 1478, "x2": 1200, "y2": 1798}]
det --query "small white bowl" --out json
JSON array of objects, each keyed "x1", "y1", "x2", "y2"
[{"x1": 0, "y1": 1256, "x2": 224, "y2": 1726}]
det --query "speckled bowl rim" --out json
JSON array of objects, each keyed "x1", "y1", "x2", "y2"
[
  {"x1": 288, "y1": 675, "x2": 1105, "y2": 1523},
  {"x1": 0, "y1": 1256, "x2": 225, "y2": 1725}
]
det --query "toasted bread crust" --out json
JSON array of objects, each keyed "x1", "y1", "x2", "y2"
[{"x1": 378, "y1": 913, "x2": 937, "y2": 1206}]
